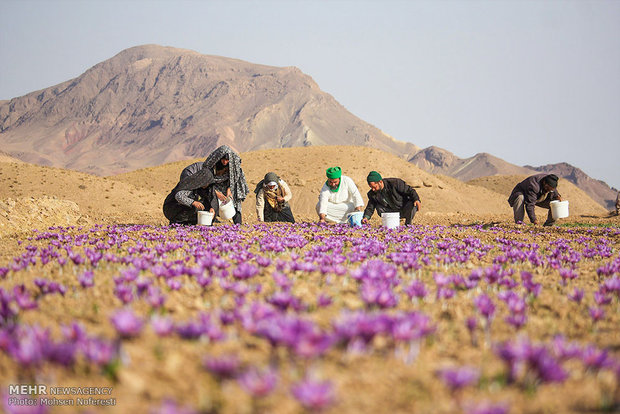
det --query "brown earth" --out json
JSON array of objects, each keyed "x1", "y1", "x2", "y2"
[{"x1": 0, "y1": 146, "x2": 616, "y2": 238}]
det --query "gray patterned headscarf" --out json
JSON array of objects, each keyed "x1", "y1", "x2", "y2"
[{"x1": 202, "y1": 145, "x2": 249, "y2": 209}]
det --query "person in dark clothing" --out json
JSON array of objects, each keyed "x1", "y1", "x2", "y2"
[
  {"x1": 163, "y1": 168, "x2": 217, "y2": 225},
  {"x1": 361, "y1": 171, "x2": 421, "y2": 225},
  {"x1": 202, "y1": 146, "x2": 249, "y2": 225},
  {"x1": 508, "y1": 173, "x2": 561, "y2": 226},
  {"x1": 180, "y1": 161, "x2": 203, "y2": 181},
  {"x1": 254, "y1": 172, "x2": 295, "y2": 223}
]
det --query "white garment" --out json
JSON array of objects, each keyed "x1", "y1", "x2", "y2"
[
  {"x1": 256, "y1": 179, "x2": 293, "y2": 222},
  {"x1": 316, "y1": 175, "x2": 364, "y2": 223}
]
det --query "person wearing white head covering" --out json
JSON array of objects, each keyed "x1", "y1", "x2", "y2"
[{"x1": 255, "y1": 172, "x2": 295, "y2": 223}]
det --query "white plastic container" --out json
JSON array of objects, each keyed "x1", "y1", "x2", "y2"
[
  {"x1": 550, "y1": 200, "x2": 569, "y2": 219},
  {"x1": 218, "y1": 199, "x2": 236, "y2": 220},
  {"x1": 381, "y1": 212, "x2": 400, "y2": 229},
  {"x1": 347, "y1": 211, "x2": 363, "y2": 227},
  {"x1": 197, "y1": 211, "x2": 214, "y2": 226}
]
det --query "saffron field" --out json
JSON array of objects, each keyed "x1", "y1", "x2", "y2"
[{"x1": 1, "y1": 222, "x2": 619, "y2": 413}]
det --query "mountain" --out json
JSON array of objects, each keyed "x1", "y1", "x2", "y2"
[
  {"x1": 410, "y1": 146, "x2": 617, "y2": 209},
  {"x1": 0, "y1": 45, "x2": 418, "y2": 175},
  {"x1": 409, "y1": 146, "x2": 536, "y2": 181}
]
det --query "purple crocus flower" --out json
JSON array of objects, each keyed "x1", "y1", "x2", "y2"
[
  {"x1": 203, "y1": 354, "x2": 240, "y2": 380},
  {"x1": 291, "y1": 378, "x2": 335, "y2": 411},
  {"x1": 589, "y1": 307, "x2": 605, "y2": 323},
  {"x1": 12, "y1": 285, "x2": 37, "y2": 310},
  {"x1": 474, "y1": 294, "x2": 495, "y2": 321},
  {"x1": 150, "y1": 315, "x2": 174, "y2": 337},
  {"x1": 110, "y1": 308, "x2": 143, "y2": 338},
  {"x1": 436, "y1": 366, "x2": 480, "y2": 392},
  {"x1": 404, "y1": 280, "x2": 428, "y2": 300},
  {"x1": 567, "y1": 288, "x2": 584, "y2": 303},
  {"x1": 237, "y1": 367, "x2": 278, "y2": 398},
  {"x1": 317, "y1": 293, "x2": 332, "y2": 307},
  {"x1": 594, "y1": 290, "x2": 612, "y2": 306},
  {"x1": 78, "y1": 270, "x2": 95, "y2": 288},
  {"x1": 232, "y1": 263, "x2": 259, "y2": 280},
  {"x1": 464, "y1": 400, "x2": 509, "y2": 414}
]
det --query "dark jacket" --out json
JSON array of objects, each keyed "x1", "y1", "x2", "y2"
[
  {"x1": 363, "y1": 178, "x2": 420, "y2": 219},
  {"x1": 163, "y1": 168, "x2": 217, "y2": 221},
  {"x1": 508, "y1": 174, "x2": 561, "y2": 223}
]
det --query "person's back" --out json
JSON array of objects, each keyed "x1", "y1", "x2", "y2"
[{"x1": 180, "y1": 162, "x2": 204, "y2": 181}]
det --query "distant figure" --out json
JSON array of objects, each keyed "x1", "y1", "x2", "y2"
[
  {"x1": 255, "y1": 172, "x2": 295, "y2": 223},
  {"x1": 202, "y1": 146, "x2": 249, "y2": 224},
  {"x1": 163, "y1": 167, "x2": 216, "y2": 225},
  {"x1": 362, "y1": 171, "x2": 421, "y2": 225},
  {"x1": 316, "y1": 167, "x2": 364, "y2": 223},
  {"x1": 615, "y1": 191, "x2": 620, "y2": 216},
  {"x1": 508, "y1": 174, "x2": 561, "y2": 226}
]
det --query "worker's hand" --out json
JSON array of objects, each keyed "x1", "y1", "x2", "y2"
[
  {"x1": 532, "y1": 220, "x2": 538, "y2": 225},
  {"x1": 215, "y1": 191, "x2": 227, "y2": 202},
  {"x1": 209, "y1": 208, "x2": 215, "y2": 214},
  {"x1": 557, "y1": 195, "x2": 562, "y2": 202},
  {"x1": 276, "y1": 196, "x2": 285, "y2": 202},
  {"x1": 355, "y1": 206, "x2": 364, "y2": 212},
  {"x1": 192, "y1": 201, "x2": 205, "y2": 210},
  {"x1": 318, "y1": 214, "x2": 326, "y2": 223},
  {"x1": 414, "y1": 200, "x2": 422, "y2": 211},
  {"x1": 362, "y1": 217, "x2": 369, "y2": 224}
]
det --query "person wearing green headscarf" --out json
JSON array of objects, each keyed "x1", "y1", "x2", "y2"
[
  {"x1": 316, "y1": 167, "x2": 364, "y2": 223},
  {"x1": 362, "y1": 171, "x2": 421, "y2": 225}
]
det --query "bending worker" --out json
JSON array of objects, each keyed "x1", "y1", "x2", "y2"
[
  {"x1": 508, "y1": 173, "x2": 561, "y2": 226},
  {"x1": 316, "y1": 167, "x2": 364, "y2": 223},
  {"x1": 361, "y1": 171, "x2": 421, "y2": 225}
]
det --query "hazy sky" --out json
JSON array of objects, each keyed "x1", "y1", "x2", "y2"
[{"x1": 1, "y1": 0, "x2": 619, "y2": 188}]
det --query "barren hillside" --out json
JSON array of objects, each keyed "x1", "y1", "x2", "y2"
[{"x1": 0, "y1": 45, "x2": 417, "y2": 176}]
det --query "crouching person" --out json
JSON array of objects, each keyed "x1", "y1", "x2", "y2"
[
  {"x1": 316, "y1": 167, "x2": 364, "y2": 223},
  {"x1": 508, "y1": 173, "x2": 561, "y2": 226},
  {"x1": 255, "y1": 172, "x2": 295, "y2": 223},
  {"x1": 361, "y1": 171, "x2": 421, "y2": 225},
  {"x1": 163, "y1": 167, "x2": 217, "y2": 225}
]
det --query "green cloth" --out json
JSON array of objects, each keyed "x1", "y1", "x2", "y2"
[
  {"x1": 326, "y1": 180, "x2": 341, "y2": 193},
  {"x1": 326, "y1": 167, "x2": 342, "y2": 179},
  {"x1": 367, "y1": 171, "x2": 382, "y2": 183}
]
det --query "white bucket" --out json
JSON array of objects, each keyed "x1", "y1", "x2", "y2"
[
  {"x1": 381, "y1": 212, "x2": 400, "y2": 229},
  {"x1": 218, "y1": 199, "x2": 236, "y2": 220},
  {"x1": 550, "y1": 200, "x2": 569, "y2": 219},
  {"x1": 347, "y1": 211, "x2": 363, "y2": 227},
  {"x1": 197, "y1": 211, "x2": 214, "y2": 226}
]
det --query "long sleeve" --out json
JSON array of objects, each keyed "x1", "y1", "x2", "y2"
[
  {"x1": 317, "y1": 184, "x2": 330, "y2": 215},
  {"x1": 363, "y1": 193, "x2": 377, "y2": 220},
  {"x1": 394, "y1": 178, "x2": 420, "y2": 203},
  {"x1": 280, "y1": 179, "x2": 292, "y2": 202},
  {"x1": 256, "y1": 189, "x2": 265, "y2": 221},
  {"x1": 175, "y1": 190, "x2": 195, "y2": 207}
]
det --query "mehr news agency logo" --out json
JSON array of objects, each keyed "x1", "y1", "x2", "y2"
[{"x1": 7, "y1": 384, "x2": 116, "y2": 407}]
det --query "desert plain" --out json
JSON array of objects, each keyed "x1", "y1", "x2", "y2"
[{"x1": 0, "y1": 146, "x2": 618, "y2": 413}]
